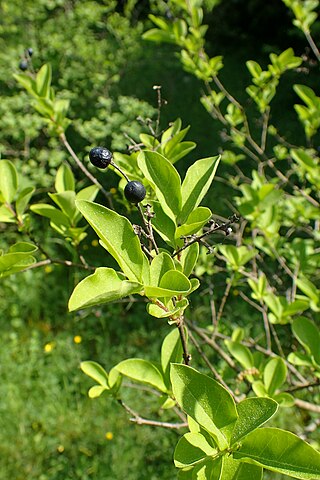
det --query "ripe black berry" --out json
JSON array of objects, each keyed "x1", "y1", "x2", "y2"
[
  {"x1": 124, "y1": 181, "x2": 146, "y2": 204},
  {"x1": 89, "y1": 147, "x2": 112, "y2": 169},
  {"x1": 27, "y1": 48, "x2": 33, "y2": 57},
  {"x1": 19, "y1": 60, "x2": 28, "y2": 71}
]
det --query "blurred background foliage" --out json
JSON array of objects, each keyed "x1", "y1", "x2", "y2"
[{"x1": 0, "y1": 0, "x2": 319, "y2": 479}]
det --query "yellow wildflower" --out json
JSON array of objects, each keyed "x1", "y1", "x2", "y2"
[
  {"x1": 73, "y1": 335, "x2": 82, "y2": 344},
  {"x1": 44, "y1": 342, "x2": 55, "y2": 353},
  {"x1": 105, "y1": 432, "x2": 113, "y2": 441}
]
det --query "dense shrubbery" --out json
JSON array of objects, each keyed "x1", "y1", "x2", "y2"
[{"x1": 1, "y1": 1, "x2": 320, "y2": 479}]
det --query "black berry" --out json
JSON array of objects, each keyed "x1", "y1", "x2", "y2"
[
  {"x1": 89, "y1": 147, "x2": 112, "y2": 169},
  {"x1": 124, "y1": 181, "x2": 146, "y2": 204},
  {"x1": 19, "y1": 60, "x2": 28, "y2": 71},
  {"x1": 27, "y1": 48, "x2": 33, "y2": 57}
]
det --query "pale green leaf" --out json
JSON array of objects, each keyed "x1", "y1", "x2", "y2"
[
  {"x1": 263, "y1": 357, "x2": 287, "y2": 396},
  {"x1": 231, "y1": 397, "x2": 278, "y2": 444},
  {"x1": 55, "y1": 163, "x2": 75, "y2": 193},
  {"x1": 68, "y1": 267, "x2": 143, "y2": 311},
  {"x1": 180, "y1": 156, "x2": 220, "y2": 223},
  {"x1": 171, "y1": 364, "x2": 238, "y2": 449},
  {"x1": 16, "y1": 187, "x2": 34, "y2": 217},
  {"x1": 149, "y1": 252, "x2": 175, "y2": 286},
  {"x1": 138, "y1": 150, "x2": 181, "y2": 221},
  {"x1": 115, "y1": 359, "x2": 167, "y2": 392},
  {"x1": 80, "y1": 361, "x2": 109, "y2": 387},
  {"x1": 174, "y1": 432, "x2": 217, "y2": 468},
  {"x1": 161, "y1": 328, "x2": 183, "y2": 387},
  {"x1": 221, "y1": 456, "x2": 263, "y2": 480},
  {"x1": 0, "y1": 160, "x2": 18, "y2": 203},
  {"x1": 76, "y1": 200, "x2": 149, "y2": 283},
  {"x1": 234, "y1": 427, "x2": 320, "y2": 479},
  {"x1": 292, "y1": 316, "x2": 320, "y2": 365}
]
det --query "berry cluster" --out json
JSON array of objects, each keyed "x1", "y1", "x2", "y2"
[
  {"x1": 19, "y1": 47, "x2": 33, "y2": 71},
  {"x1": 89, "y1": 147, "x2": 146, "y2": 204}
]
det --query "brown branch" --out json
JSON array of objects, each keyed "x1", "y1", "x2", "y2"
[{"x1": 295, "y1": 398, "x2": 320, "y2": 414}]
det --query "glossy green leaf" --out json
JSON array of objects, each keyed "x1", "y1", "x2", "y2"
[
  {"x1": 180, "y1": 243, "x2": 199, "y2": 277},
  {"x1": 161, "y1": 328, "x2": 183, "y2": 387},
  {"x1": 171, "y1": 364, "x2": 238, "y2": 449},
  {"x1": 80, "y1": 361, "x2": 109, "y2": 387},
  {"x1": 68, "y1": 267, "x2": 143, "y2": 311},
  {"x1": 179, "y1": 156, "x2": 220, "y2": 223},
  {"x1": 222, "y1": 456, "x2": 263, "y2": 480},
  {"x1": 263, "y1": 357, "x2": 287, "y2": 396},
  {"x1": 174, "y1": 432, "x2": 217, "y2": 468},
  {"x1": 55, "y1": 163, "x2": 75, "y2": 193},
  {"x1": 292, "y1": 316, "x2": 320, "y2": 364},
  {"x1": 76, "y1": 200, "x2": 149, "y2": 283},
  {"x1": 0, "y1": 160, "x2": 18, "y2": 203},
  {"x1": 115, "y1": 359, "x2": 167, "y2": 392},
  {"x1": 138, "y1": 150, "x2": 181, "y2": 221},
  {"x1": 234, "y1": 427, "x2": 320, "y2": 479},
  {"x1": 231, "y1": 397, "x2": 278, "y2": 444},
  {"x1": 145, "y1": 270, "x2": 191, "y2": 298},
  {"x1": 149, "y1": 252, "x2": 175, "y2": 286}
]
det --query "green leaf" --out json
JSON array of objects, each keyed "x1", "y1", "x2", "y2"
[
  {"x1": 234, "y1": 427, "x2": 320, "y2": 479},
  {"x1": 144, "y1": 270, "x2": 191, "y2": 298},
  {"x1": 36, "y1": 63, "x2": 52, "y2": 97},
  {"x1": 0, "y1": 160, "x2": 18, "y2": 203},
  {"x1": 222, "y1": 456, "x2": 263, "y2": 480},
  {"x1": 171, "y1": 364, "x2": 238, "y2": 449},
  {"x1": 161, "y1": 328, "x2": 183, "y2": 387},
  {"x1": 16, "y1": 187, "x2": 35, "y2": 217},
  {"x1": 191, "y1": 457, "x2": 222, "y2": 480},
  {"x1": 175, "y1": 207, "x2": 212, "y2": 243},
  {"x1": 30, "y1": 204, "x2": 71, "y2": 227},
  {"x1": 142, "y1": 28, "x2": 175, "y2": 44},
  {"x1": 115, "y1": 359, "x2": 168, "y2": 392},
  {"x1": 55, "y1": 164, "x2": 75, "y2": 193},
  {"x1": 169, "y1": 142, "x2": 197, "y2": 164},
  {"x1": 149, "y1": 252, "x2": 175, "y2": 286},
  {"x1": 49, "y1": 191, "x2": 77, "y2": 220},
  {"x1": 0, "y1": 243, "x2": 37, "y2": 274},
  {"x1": 88, "y1": 385, "x2": 108, "y2": 398},
  {"x1": 68, "y1": 267, "x2": 143, "y2": 311},
  {"x1": 138, "y1": 150, "x2": 181, "y2": 221},
  {"x1": 76, "y1": 200, "x2": 149, "y2": 283},
  {"x1": 224, "y1": 341, "x2": 254, "y2": 370},
  {"x1": 174, "y1": 432, "x2": 217, "y2": 468},
  {"x1": 180, "y1": 156, "x2": 220, "y2": 223},
  {"x1": 263, "y1": 357, "x2": 287, "y2": 396},
  {"x1": 180, "y1": 243, "x2": 199, "y2": 277},
  {"x1": 80, "y1": 361, "x2": 109, "y2": 387},
  {"x1": 292, "y1": 316, "x2": 320, "y2": 365},
  {"x1": 150, "y1": 200, "x2": 176, "y2": 246},
  {"x1": 231, "y1": 397, "x2": 278, "y2": 444}
]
